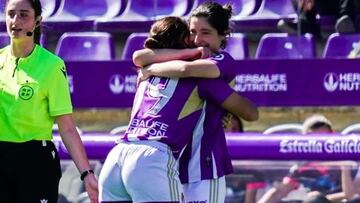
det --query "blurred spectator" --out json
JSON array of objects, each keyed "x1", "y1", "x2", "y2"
[
  {"x1": 224, "y1": 113, "x2": 244, "y2": 133},
  {"x1": 226, "y1": 169, "x2": 266, "y2": 203},
  {"x1": 258, "y1": 114, "x2": 339, "y2": 203},
  {"x1": 278, "y1": 0, "x2": 359, "y2": 38},
  {"x1": 348, "y1": 41, "x2": 360, "y2": 58},
  {"x1": 302, "y1": 114, "x2": 333, "y2": 134},
  {"x1": 224, "y1": 114, "x2": 266, "y2": 203},
  {"x1": 301, "y1": 158, "x2": 360, "y2": 203}
]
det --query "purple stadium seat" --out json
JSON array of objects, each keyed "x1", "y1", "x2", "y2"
[
  {"x1": 263, "y1": 123, "x2": 303, "y2": 135},
  {"x1": 224, "y1": 33, "x2": 249, "y2": 59},
  {"x1": 255, "y1": 33, "x2": 316, "y2": 59},
  {"x1": 323, "y1": 33, "x2": 360, "y2": 58},
  {"x1": 252, "y1": 0, "x2": 296, "y2": 17},
  {"x1": 40, "y1": 0, "x2": 61, "y2": 19},
  {"x1": 44, "y1": 0, "x2": 125, "y2": 32},
  {"x1": 0, "y1": 32, "x2": 10, "y2": 48},
  {"x1": 0, "y1": 0, "x2": 60, "y2": 18},
  {"x1": 190, "y1": 0, "x2": 259, "y2": 18},
  {"x1": 121, "y1": 33, "x2": 148, "y2": 60},
  {"x1": 341, "y1": 123, "x2": 360, "y2": 135},
  {"x1": 232, "y1": 0, "x2": 296, "y2": 32},
  {"x1": 55, "y1": 32, "x2": 115, "y2": 61},
  {"x1": 96, "y1": 0, "x2": 192, "y2": 33}
]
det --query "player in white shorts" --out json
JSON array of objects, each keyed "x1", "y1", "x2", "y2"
[
  {"x1": 131, "y1": 2, "x2": 259, "y2": 203},
  {"x1": 99, "y1": 16, "x2": 258, "y2": 203}
]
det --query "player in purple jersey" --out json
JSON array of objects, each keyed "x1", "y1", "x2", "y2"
[
  {"x1": 0, "y1": 1, "x2": 98, "y2": 202},
  {"x1": 98, "y1": 16, "x2": 258, "y2": 203},
  {"x1": 132, "y1": 2, "x2": 259, "y2": 203}
]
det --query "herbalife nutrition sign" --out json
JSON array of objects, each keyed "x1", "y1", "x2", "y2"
[
  {"x1": 64, "y1": 59, "x2": 360, "y2": 108},
  {"x1": 324, "y1": 72, "x2": 360, "y2": 92},
  {"x1": 234, "y1": 73, "x2": 288, "y2": 92}
]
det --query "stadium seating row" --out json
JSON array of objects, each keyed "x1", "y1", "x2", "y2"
[
  {"x1": 0, "y1": 0, "x2": 339, "y2": 33},
  {"x1": 2, "y1": 31, "x2": 359, "y2": 60},
  {"x1": 263, "y1": 123, "x2": 360, "y2": 135}
]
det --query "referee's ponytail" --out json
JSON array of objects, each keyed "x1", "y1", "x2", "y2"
[{"x1": 28, "y1": 0, "x2": 43, "y2": 45}]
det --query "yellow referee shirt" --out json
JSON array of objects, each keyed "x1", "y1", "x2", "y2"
[{"x1": 0, "y1": 45, "x2": 72, "y2": 142}]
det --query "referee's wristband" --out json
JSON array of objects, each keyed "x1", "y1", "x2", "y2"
[{"x1": 80, "y1": 169, "x2": 94, "y2": 181}]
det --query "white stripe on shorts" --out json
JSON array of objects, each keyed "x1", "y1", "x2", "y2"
[{"x1": 166, "y1": 147, "x2": 181, "y2": 201}]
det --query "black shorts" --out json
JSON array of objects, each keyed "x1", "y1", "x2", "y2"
[{"x1": 0, "y1": 140, "x2": 62, "y2": 203}]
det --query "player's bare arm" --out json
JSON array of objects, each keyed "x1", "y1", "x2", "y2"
[
  {"x1": 141, "y1": 59, "x2": 220, "y2": 79},
  {"x1": 133, "y1": 47, "x2": 211, "y2": 67}
]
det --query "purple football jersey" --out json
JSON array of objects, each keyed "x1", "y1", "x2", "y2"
[
  {"x1": 122, "y1": 75, "x2": 233, "y2": 159},
  {"x1": 179, "y1": 51, "x2": 236, "y2": 183}
]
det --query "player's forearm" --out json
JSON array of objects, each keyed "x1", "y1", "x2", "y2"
[
  {"x1": 146, "y1": 60, "x2": 190, "y2": 78},
  {"x1": 146, "y1": 59, "x2": 220, "y2": 78},
  {"x1": 133, "y1": 48, "x2": 200, "y2": 67},
  {"x1": 221, "y1": 92, "x2": 259, "y2": 121}
]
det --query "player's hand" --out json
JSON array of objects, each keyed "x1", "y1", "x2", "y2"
[
  {"x1": 137, "y1": 68, "x2": 150, "y2": 86},
  {"x1": 197, "y1": 46, "x2": 212, "y2": 59},
  {"x1": 84, "y1": 173, "x2": 99, "y2": 203},
  {"x1": 222, "y1": 113, "x2": 233, "y2": 129}
]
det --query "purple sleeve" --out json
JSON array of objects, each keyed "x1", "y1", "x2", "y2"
[
  {"x1": 207, "y1": 51, "x2": 236, "y2": 81},
  {"x1": 197, "y1": 78, "x2": 234, "y2": 105}
]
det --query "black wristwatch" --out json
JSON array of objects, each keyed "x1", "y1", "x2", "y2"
[{"x1": 80, "y1": 169, "x2": 94, "y2": 181}]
